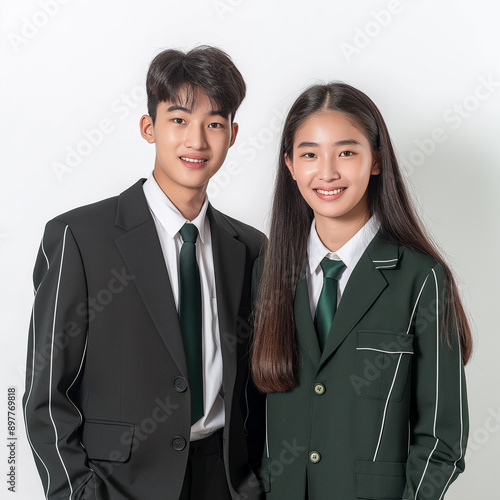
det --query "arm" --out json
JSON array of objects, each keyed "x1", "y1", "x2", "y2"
[
  {"x1": 23, "y1": 219, "x2": 94, "y2": 499},
  {"x1": 246, "y1": 255, "x2": 266, "y2": 468},
  {"x1": 243, "y1": 365, "x2": 266, "y2": 471},
  {"x1": 403, "y1": 264, "x2": 469, "y2": 499}
]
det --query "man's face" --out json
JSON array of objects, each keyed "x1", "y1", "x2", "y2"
[{"x1": 141, "y1": 90, "x2": 238, "y2": 199}]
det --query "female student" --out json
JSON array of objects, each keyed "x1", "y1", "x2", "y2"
[{"x1": 251, "y1": 82, "x2": 470, "y2": 500}]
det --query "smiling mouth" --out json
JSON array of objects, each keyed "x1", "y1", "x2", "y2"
[
  {"x1": 180, "y1": 157, "x2": 207, "y2": 164},
  {"x1": 315, "y1": 188, "x2": 346, "y2": 195}
]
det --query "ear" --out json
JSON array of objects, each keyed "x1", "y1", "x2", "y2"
[
  {"x1": 371, "y1": 159, "x2": 381, "y2": 176},
  {"x1": 229, "y1": 122, "x2": 239, "y2": 148},
  {"x1": 284, "y1": 153, "x2": 296, "y2": 180},
  {"x1": 140, "y1": 115, "x2": 155, "y2": 144}
]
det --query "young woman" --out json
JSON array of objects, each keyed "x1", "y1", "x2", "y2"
[{"x1": 251, "y1": 82, "x2": 471, "y2": 500}]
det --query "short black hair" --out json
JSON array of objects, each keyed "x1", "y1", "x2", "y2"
[{"x1": 146, "y1": 45, "x2": 246, "y2": 123}]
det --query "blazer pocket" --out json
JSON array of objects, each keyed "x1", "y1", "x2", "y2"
[
  {"x1": 80, "y1": 418, "x2": 136, "y2": 462},
  {"x1": 355, "y1": 459, "x2": 406, "y2": 499},
  {"x1": 353, "y1": 331, "x2": 414, "y2": 402}
]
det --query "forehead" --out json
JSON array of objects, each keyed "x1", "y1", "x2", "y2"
[{"x1": 295, "y1": 110, "x2": 368, "y2": 143}]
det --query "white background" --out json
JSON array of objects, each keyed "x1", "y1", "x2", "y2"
[{"x1": 1, "y1": 0, "x2": 499, "y2": 498}]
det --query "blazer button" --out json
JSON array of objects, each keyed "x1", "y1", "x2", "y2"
[
  {"x1": 173, "y1": 377, "x2": 188, "y2": 393},
  {"x1": 172, "y1": 436, "x2": 186, "y2": 451},
  {"x1": 309, "y1": 451, "x2": 321, "y2": 464},
  {"x1": 314, "y1": 383, "x2": 325, "y2": 395}
]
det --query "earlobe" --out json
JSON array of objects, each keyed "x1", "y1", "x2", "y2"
[
  {"x1": 140, "y1": 115, "x2": 155, "y2": 144},
  {"x1": 229, "y1": 122, "x2": 239, "y2": 147},
  {"x1": 284, "y1": 154, "x2": 296, "y2": 180},
  {"x1": 371, "y1": 161, "x2": 381, "y2": 176}
]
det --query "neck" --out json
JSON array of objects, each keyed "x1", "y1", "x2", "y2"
[
  {"x1": 315, "y1": 210, "x2": 370, "y2": 252},
  {"x1": 153, "y1": 170, "x2": 206, "y2": 221}
]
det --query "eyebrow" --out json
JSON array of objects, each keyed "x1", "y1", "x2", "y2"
[
  {"x1": 296, "y1": 139, "x2": 361, "y2": 148},
  {"x1": 166, "y1": 105, "x2": 190, "y2": 113},
  {"x1": 166, "y1": 105, "x2": 228, "y2": 119}
]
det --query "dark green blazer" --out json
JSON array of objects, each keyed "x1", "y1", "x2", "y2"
[{"x1": 261, "y1": 236, "x2": 468, "y2": 500}]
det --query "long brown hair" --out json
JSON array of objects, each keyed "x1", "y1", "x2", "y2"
[{"x1": 251, "y1": 82, "x2": 472, "y2": 393}]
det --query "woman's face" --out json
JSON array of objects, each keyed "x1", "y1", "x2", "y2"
[{"x1": 285, "y1": 110, "x2": 380, "y2": 228}]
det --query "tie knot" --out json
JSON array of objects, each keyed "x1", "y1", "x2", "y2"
[
  {"x1": 320, "y1": 257, "x2": 345, "y2": 281},
  {"x1": 180, "y1": 223, "x2": 199, "y2": 244}
]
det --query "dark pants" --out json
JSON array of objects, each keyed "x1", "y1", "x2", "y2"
[{"x1": 179, "y1": 429, "x2": 232, "y2": 500}]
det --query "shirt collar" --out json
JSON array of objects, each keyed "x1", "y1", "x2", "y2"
[
  {"x1": 307, "y1": 216, "x2": 380, "y2": 276},
  {"x1": 142, "y1": 172, "x2": 209, "y2": 243}
]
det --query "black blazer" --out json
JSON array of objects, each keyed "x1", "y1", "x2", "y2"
[{"x1": 23, "y1": 179, "x2": 266, "y2": 499}]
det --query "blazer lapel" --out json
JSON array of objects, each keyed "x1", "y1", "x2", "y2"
[
  {"x1": 114, "y1": 180, "x2": 187, "y2": 377},
  {"x1": 207, "y1": 206, "x2": 246, "y2": 399},
  {"x1": 319, "y1": 236, "x2": 400, "y2": 366},
  {"x1": 294, "y1": 270, "x2": 321, "y2": 366}
]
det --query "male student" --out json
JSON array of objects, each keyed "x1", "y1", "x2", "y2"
[{"x1": 23, "y1": 46, "x2": 265, "y2": 500}]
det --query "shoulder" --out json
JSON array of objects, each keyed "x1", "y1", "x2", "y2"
[
  {"x1": 208, "y1": 205, "x2": 267, "y2": 254},
  {"x1": 47, "y1": 180, "x2": 146, "y2": 234},
  {"x1": 370, "y1": 236, "x2": 444, "y2": 284},
  {"x1": 51, "y1": 195, "x2": 119, "y2": 228},
  {"x1": 41, "y1": 181, "x2": 146, "y2": 249},
  {"x1": 399, "y1": 245, "x2": 439, "y2": 271},
  {"x1": 394, "y1": 244, "x2": 447, "y2": 291},
  {"x1": 42, "y1": 197, "x2": 120, "y2": 249}
]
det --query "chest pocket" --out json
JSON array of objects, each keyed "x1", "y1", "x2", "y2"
[{"x1": 351, "y1": 331, "x2": 414, "y2": 402}]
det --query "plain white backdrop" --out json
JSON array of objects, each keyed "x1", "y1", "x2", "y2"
[{"x1": 1, "y1": 0, "x2": 499, "y2": 497}]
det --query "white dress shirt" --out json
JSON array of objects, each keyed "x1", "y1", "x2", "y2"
[
  {"x1": 307, "y1": 217, "x2": 380, "y2": 318},
  {"x1": 143, "y1": 173, "x2": 224, "y2": 441}
]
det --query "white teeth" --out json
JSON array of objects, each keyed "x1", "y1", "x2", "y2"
[
  {"x1": 316, "y1": 188, "x2": 345, "y2": 195},
  {"x1": 181, "y1": 157, "x2": 206, "y2": 163}
]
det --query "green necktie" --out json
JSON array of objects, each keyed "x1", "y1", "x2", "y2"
[
  {"x1": 314, "y1": 257, "x2": 346, "y2": 351},
  {"x1": 178, "y1": 223, "x2": 204, "y2": 425}
]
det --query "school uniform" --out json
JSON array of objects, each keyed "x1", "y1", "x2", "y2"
[
  {"x1": 261, "y1": 218, "x2": 468, "y2": 500},
  {"x1": 23, "y1": 177, "x2": 266, "y2": 499}
]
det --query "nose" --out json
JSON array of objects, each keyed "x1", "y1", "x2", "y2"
[
  {"x1": 184, "y1": 123, "x2": 207, "y2": 150},
  {"x1": 318, "y1": 154, "x2": 339, "y2": 181}
]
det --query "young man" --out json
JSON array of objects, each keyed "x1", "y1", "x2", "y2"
[{"x1": 23, "y1": 46, "x2": 265, "y2": 500}]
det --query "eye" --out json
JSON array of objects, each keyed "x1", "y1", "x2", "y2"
[
  {"x1": 208, "y1": 122, "x2": 223, "y2": 129},
  {"x1": 302, "y1": 152, "x2": 316, "y2": 158},
  {"x1": 339, "y1": 151, "x2": 355, "y2": 157},
  {"x1": 172, "y1": 118, "x2": 185, "y2": 125}
]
